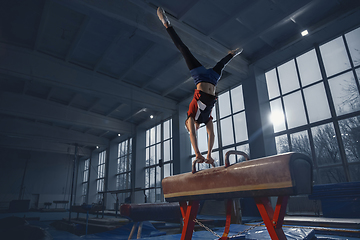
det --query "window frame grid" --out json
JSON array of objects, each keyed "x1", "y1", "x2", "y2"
[
  {"x1": 116, "y1": 138, "x2": 133, "y2": 192},
  {"x1": 96, "y1": 150, "x2": 106, "y2": 202},
  {"x1": 144, "y1": 119, "x2": 173, "y2": 203},
  {"x1": 81, "y1": 158, "x2": 90, "y2": 204},
  {"x1": 266, "y1": 26, "x2": 360, "y2": 183}
]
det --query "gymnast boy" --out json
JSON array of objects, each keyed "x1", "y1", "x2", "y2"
[{"x1": 157, "y1": 7, "x2": 242, "y2": 167}]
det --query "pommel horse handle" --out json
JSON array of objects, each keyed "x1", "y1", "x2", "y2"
[
  {"x1": 192, "y1": 159, "x2": 216, "y2": 173},
  {"x1": 192, "y1": 151, "x2": 249, "y2": 173},
  {"x1": 224, "y1": 150, "x2": 249, "y2": 167}
]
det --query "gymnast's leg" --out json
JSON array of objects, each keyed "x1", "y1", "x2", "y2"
[
  {"x1": 157, "y1": 7, "x2": 202, "y2": 71},
  {"x1": 212, "y1": 48, "x2": 243, "y2": 75}
]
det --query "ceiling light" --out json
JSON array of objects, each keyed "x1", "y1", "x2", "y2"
[
  {"x1": 301, "y1": 30, "x2": 308, "y2": 36},
  {"x1": 118, "y1": 133, "x2": 121, "y2": 137},
  {"x1": 96, "y1": 146, "x2": 99, "y2": 149},
  {"x1": 150, "y1": 115, "x2": 154, "y2": 119}
]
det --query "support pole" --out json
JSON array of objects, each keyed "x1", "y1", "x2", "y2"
[
  {"x1": 18, "y1": 158, "x2": 29, "y2": 200},
  {"x1": 179, "y1": 200, "x2": 200, "y2": 240},
  {"x1": 220, "y1": 199, "x2": 233, "y2": 239},
  {"x1": 68, "y1": 144, "x2": 78, "y2": 223},
  {"x1": 254, "y1": 196, "x2": 289, "y2": 240}
]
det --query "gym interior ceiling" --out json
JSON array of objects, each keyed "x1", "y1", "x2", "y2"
[{"x1": 0, "y1": 0, "x2": 359, "y2": 157}]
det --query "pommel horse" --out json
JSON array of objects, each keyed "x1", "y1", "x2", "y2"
[{"x1": 162, "y1": 151, "x2": 313, "y2": 240}]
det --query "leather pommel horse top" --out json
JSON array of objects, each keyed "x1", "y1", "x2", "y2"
[{"x1": 162, "y1": 152, "x2": 312, "y2": 202}]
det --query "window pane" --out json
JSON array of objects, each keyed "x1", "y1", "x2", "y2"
[
  {"x1": 121, "y1": 157, "x2": 126, "y2": 172},
  {"x1": 318, "y1": 167, "x2": 346, "y2": 184},
  {"x1": 164, "y1": 140, "x2": 171, "y2": 161},
  {"x1": 150, "y1": 146, "x2": 155, "y2": 165},
  {"x1": 311, "y1": 123, "x2": 341, "y2": 166},
  {"x1": 283, "y1": 91, "x2": 307, "y2": 128},
  {"x1": 198, "y1": 126, "x2": 208, "y2": 153},
  {"x1": 83, "y1": 171, "x2": 88, "y2": 182},
  {"x1": 345, "y1": 26, "x2": 360, "y2": 67},
  {"x1": 265, "y1": 69, "x2": 280, "y2": 99},
  {"x1": 290, "y1": 131, "x2": 311, "y2": 157},
  {"x1": 328, "y1": 71, "x2": 360, "y2": 116},
  {"x1": 156, "y1": 166, "x2": 161, "y2": 187},
  {"x1": 128, "y1": 153, "x2": 132, "y2": 171},
  {"x1": 150, "y1": 127, "x2": 155, "y2": 145},
  {"x1": 339, "y1": 116, "x2": 360, "y2": 163},
  {"x1": 129, "y1": 138, "x2": 132, "y2": 153},
  {"x1": 170, "y1": 119, "x2": 172, "y2": 138},
  {"x1": 218, "y1": 91, "x2": 231, "y2": 118},
  {"x1": 156, "y1": 125, "x2": 161, "y2": 143},
  {"x1": 278, "y1": 59, "x2": 300, "y2": 94},
  {"x1": 146, "y1": 130, "x2": 149, "y2": 147},
  {"x1": 164, "y1": 120, "x2": 170, "y2": 140},
  {"x1": 220, "y1": 116, "x2": 234, "y2": 147},
  {"x1": 212, "y1": 105, "x2": 217, "y2": 121},
  {"x1": 150, "y1": 189, "x2": 155, "y2": 203},
  {"x1": 124, "y1": 140, "x2": 128, "y2": 155},
  {"x1": 119, "y1": 174, "x2": 124, "y2": 190},
  {"x1": 275, "y1": 134, "x2": 289, "y2": 154},
  {"x1": 156, "y1": 188, "x2": 161, "y2": 202},
  {"x1": 233, "y1": 112, "x2": 248, "y2": 142},
  {"x1": 231, "y1": 85, "x2": 244, "y2": 112},
  {"x1": 297, "y1": 49, "x2": 322, "y2": 87},
  {"x1": 150, "y1": 168, "x2": 155, "y2": 188},
  {"x1": 156, "y1": 143, "x2": 161, "y2": 164},
  {"x1": 213, "y1": 122, "x2": 219, "y2": 149},
  {"x1": 270, "y1": 99, "x2": 286, "y2": 132},
  {"x1": 320, "y1": 36, "x2": 351, "y2": 77},
  {"x1": 126, "y1": 173, "x2": 131, "y2": 189},
  {"x1": 303, "y1": 83, "x2": 331, "y2": 123},
  {"x1": 145, "y1": 148, "x2": 149, "y2": 166},
  {"x1": 85, "y1": 159, "x2": 89, "y2": 170},
  {"x1": 164, "y1": 163, "x2": 171, "y2": 178},
  {"x1": 145, "y1": 169, "x2": 149, "y2": 188},
  {"x1": 236, "y1": 144, "x2": 250, "y2": 162}
]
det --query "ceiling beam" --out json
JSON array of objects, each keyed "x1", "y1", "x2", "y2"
[
  {"x1": 0, "y1": 137, "x2": 91, "y2": 157},
  {"x1": 0, "y1": 135, "x2": 91, "y2": 156},
  {"x1": 33, "y1": 0, "x2": 51, "y2": 51},
  {"x1": 0, "y1": 117, "x2": 109, "y2": 148},
  {"x1": 65, "y1": 15, "x2": 91, "y2": 62},
  {"x1": 0, "y1": 42, "x2": 177, "y2": 113},
  {"x1": 0, "y1": 91, "x2": 135, "y2": 134},
  {"x1": 61, "y1": 0, "x2": 248, "y2": 78},
  {"x1": 118, "y1": 43, "x2": 155, "y2": 81}
]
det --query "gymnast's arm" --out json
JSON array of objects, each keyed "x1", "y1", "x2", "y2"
[{"x1": 186, "y1": 117, "x2": 205, "y2": 162}]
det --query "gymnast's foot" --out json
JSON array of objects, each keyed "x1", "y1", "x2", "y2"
[
  {"x1": 157, "y1": 7, "x2": 170, "y2": 28},
  {"x1": 229, "y1": 48, "x2": 243, "y2": 57}
]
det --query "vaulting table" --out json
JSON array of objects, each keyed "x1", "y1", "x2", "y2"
[{"x1": 162, "y1": 151, "x2": 313, "y2": 240}]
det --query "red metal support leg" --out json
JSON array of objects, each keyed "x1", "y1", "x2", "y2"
[
  {"x1": 254, "y1": 196, "x2": 289, "y2": 240},
  {"x1": 219, "y1": 199, "x2": 233, "y2": 239},
  {"x1": 179, "y1": 200, "x2": 200, "y2": 240}
]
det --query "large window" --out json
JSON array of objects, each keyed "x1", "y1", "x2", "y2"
[
  {"x1": 81, "y1": 158, "x2": 90, "y2": 204},
  {"x1": 116, "y1": 138, "x2": 132, "y2": 203},
  {"x1": 145, "y1": 119, "x2": 173, "y2": 203},
  {"x1": 96, "y1": 150, "x2": 106, "y2": 202},
  {"x1": 265, "y1": 26, "x2": 360, "y2": 184},
  {"x1": 192, "y1": 85, "x2": 249, "y2": 169}
]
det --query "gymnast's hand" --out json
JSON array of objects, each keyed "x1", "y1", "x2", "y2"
[{"x1": 195, "y1": 153, "x2": 206, "y2": 163}]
